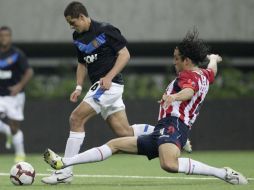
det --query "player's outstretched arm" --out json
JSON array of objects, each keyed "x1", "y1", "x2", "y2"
[{"x1": 207, "y1": 54, "x2": 222, "y2": 76}]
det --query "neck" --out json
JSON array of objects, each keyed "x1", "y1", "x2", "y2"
[
  {"x1": 0, "y1": 44, "x2": 11, "y2": 52},
  {"x1": 185, "y1": 65, "x2": 199, "y2": 71},
  {"x1": 86, "y1": 18, "x2": 91, "y2": 30}
]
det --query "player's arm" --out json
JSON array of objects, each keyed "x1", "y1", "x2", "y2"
[
  {"x1": 9, "y1": 68, "x2": 33, "y2": 96},
  {"x1": 18, "y1": 68, "x2": 34, "y2": 88},
  {"x1": 100, "y1": 47, "x2": 130, "y2": 90},
  {"x1": 207, "y1": 54, "x2": 222, "y2": 76},
  {"x1": 76, "y1": 62, "x2": 87, "y2": 87},
  {"x1": 162, "y1": 88, "x2": 194, "y2": 109},
  {"x1": 70, "y1": 62, "x2": 87, "y2": 102}
]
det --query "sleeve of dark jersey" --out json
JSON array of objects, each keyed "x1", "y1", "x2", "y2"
[
  {"x1": 76, "y1": 47, "x2": 86, "y2": 65},
  {"x1": 17, "y1": 50, "x2": 30, "y2": 73},
  {"x1": 104, "y1": 25, "x2": 127, "y2": 53},
  {"x1": 73, "y1": 32, "x2": 86, "y2": 65}
]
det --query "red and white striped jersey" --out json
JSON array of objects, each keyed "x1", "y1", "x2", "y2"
[{"x1": 158, "y1": 68, "x2": 215, "y2": 127}]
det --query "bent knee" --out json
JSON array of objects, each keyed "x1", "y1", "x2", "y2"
[
  {"x1": 69, "y1": 111, "x2": 84, "y2": 131},
  {"x1": 160, "y1": 161, "x2": 178, "y2": 173}
]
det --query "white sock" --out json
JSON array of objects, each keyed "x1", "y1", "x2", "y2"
[
  {"x1": 63, "y1": 144, "x2": 112, "y2": 166},
  {"x1": 131, "y1": 124, "x2": 154, "y2": 136},
  {"x1": 0, "y1": 120, "x2": 11, "y2": 136},
  {"x1": 61, "y1": 131, "x2": 85, "y2": 173},
  {"x1": 12, "y1": 130, "x2": 25, "y2": 156},
  {"x1": 178, "y1": 158, "x2": 226, "y2": 179}
]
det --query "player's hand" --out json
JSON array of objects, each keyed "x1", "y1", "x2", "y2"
[
  {"x1": 99, "y1": 77, "x2": 112, "y2": 90},
  {"x1": 207, "y1": 54, "x2": 222, "y2": 63},
  {"x1": 8, "y1": 83, "x2": 22, "y2": 96},
  {"x1": 162, "y1": 94, "x2": 175, "y2": 110},
  {"x1": 70, "y1": 89, "x2": 81, "y2": 103}
]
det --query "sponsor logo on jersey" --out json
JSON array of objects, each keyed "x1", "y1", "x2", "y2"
[
  {"x1": 84, "y1": 54, "x2": 98, "y2": 64},
  {"x1": 0, "y1": 70, "x2": 12, "y2": 79}
]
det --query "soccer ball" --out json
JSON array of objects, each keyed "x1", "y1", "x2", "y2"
[{"x1": 10, "y1": 162, "x2": 35, "y2": 185}]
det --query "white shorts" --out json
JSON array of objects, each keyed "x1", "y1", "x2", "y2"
[
  {"x1": 83, "y1": 82, "x2": 125, "y2": 120},
  {"x1": 0, "y1": 92, "x2": 25, "y2": 121}
]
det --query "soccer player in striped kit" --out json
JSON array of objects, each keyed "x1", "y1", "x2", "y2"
[{"x1": 44, "y1": 29, "x2": 248, "y2": 185}]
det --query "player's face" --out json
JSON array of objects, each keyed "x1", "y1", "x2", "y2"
[
  {"x1": 66, "y1": 15, "x2": 90, "y2": 33},
  {"x1": 173, "y1": 48, "x2": 185, "y2": 73},
  {"x1": 0, "y1": 30, "x2": 12, "y2": 48}
]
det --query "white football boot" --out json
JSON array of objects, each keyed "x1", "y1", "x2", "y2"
[
  {"x1": 183, "y1": 139, "x2": 192, "y2": 153},
  {"x1": 41, "y1": 170, "x2": 73, "y2": 184},
  {"x1": 224, "y1": 167, "x2": 248, "y2": 185}
]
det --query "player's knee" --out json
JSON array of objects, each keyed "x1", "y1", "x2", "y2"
[
  {"x1": 69, "y1": 111, "x2": 83, "y2": 129},
  {"x1": 9, "y1": 127, "x2": 18, "y2": 135},
  {"x1": 160, "y1": 160, "x2": 178, "y2": 173},
  {"x1": 8, "y1": 120, "x2": 20, "y2": 134}
]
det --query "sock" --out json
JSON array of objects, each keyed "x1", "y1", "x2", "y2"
[
  {"x1": 178, "y1": 158, "x2": 226, "y2": 179},
  {"x1": 12, "y1": 130, "x2": 25, "y2": 156},
  {"x1": 131, "y1": 124, "x2": 155, "y2": 136},
  {"x1": 0, "y1": 120, "x2": 11, "y2": 136},
  {"x1": 63, "y1": 144, "x2": 112, "y2": 166},
  {"x1": 61, "y1": 131, "x2": 85, "y2": 173}
]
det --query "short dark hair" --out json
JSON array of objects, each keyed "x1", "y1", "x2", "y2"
[
  {"x1": 64, "y1": 1, "x2": 89, "y2": 18},
  {"x1": 177, "y1": 28, "x2": 209, "y2": 65},
  {"x1": 0, "y1": 26, "x2": 12, "y2": 34}
]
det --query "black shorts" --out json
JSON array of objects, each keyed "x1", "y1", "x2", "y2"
[{"x1": 137, "y1": 117, "x2": 190, "y2": 160}]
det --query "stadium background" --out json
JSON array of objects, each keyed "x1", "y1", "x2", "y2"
[{"x1": 0, "y1": 0, "x2": 254, "y2": 153}]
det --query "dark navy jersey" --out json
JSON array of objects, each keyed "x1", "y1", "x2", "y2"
[
  {"x1": 73, "y1": 19, "x2": 127, "y2": 85},
  {"x1": 0, "y1": 46, "x2": 30, "y2": 96}
]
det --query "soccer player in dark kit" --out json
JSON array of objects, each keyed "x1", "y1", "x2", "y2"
[
  {"x1": 0, "y1": 26, "x2": 33, "y2": 162},
  {"x1": 41, "y1": 1, "x2": 157, "y2": 184},
  {"x1": 44, "y1": 30, "x2": 248, "y2": 185}
]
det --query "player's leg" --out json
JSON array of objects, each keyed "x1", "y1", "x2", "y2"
[
  {"x1": 102, "y1": 84, "x2": 154, "y2": 137},
  {"x1": 44, "y1": 137, "x2": 138, "y2": 169},
  {"x1": 3, "y1": 93, "x2": 26, "y2": 162},
  {"x1": 107, "y1": 111, "x2": 192, "y2": 151},
  {"x1": 159, "y1": 143, "x2": 247, "y2": 185},
  {"x1": 106, "y1": 110, "x2": 132, "y2": 136},
  {"x1": 63, "y1": 101, "x2": 96, "y2": 170},
  {"x1": 7, "y1": 119, "x2": 25, "y2": 162},
  {"x1": 106, "y1": 110, "x2": 155, "y2": 136},
  {"x1": 41, "y1": 100, "x2": 97, "y2": 184},
  {"x1": 64, "y1": 101, "x2": 97, "y2": 159},
  {"x1": 0, "y1": 114, "x2": 12, "y2": 149}
]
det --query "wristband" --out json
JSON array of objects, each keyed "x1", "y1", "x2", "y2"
[{"x1": 75, "y1": 85, "x2": 82, "y2": 91}]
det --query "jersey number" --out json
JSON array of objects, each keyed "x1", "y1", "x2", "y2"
[{"x1": 91, "y1": 83, "x2": 99, "y2": 91}]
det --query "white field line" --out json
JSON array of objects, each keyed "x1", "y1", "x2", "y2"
[{"x1": 0, "y1": 172, "x2": 253, "y2": 181}]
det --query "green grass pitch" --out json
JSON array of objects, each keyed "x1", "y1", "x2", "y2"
[{"x1": 0, "y1": 151, "x2": 253, "y2": 190}]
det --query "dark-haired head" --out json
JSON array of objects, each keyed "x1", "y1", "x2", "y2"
[
  {"x1": 0, "y1": 26, "x2": 12, "y2": 49},
  {"x1": 177, "y1": 28, "x2": 209, "y2": 66},
  {"x1": 0, "y1": 26, "x2": 12, "y2": 35},
  {"x1": 64, "y1": 1, "x2": 89, "y2": 18}
]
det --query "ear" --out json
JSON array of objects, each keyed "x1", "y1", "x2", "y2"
[
  {"x1": 184, "y1": 57, "x2": 192, "y2": 65},
  {"x1": 79, "y1": 14, "x2": 88, "y2": 20}
]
